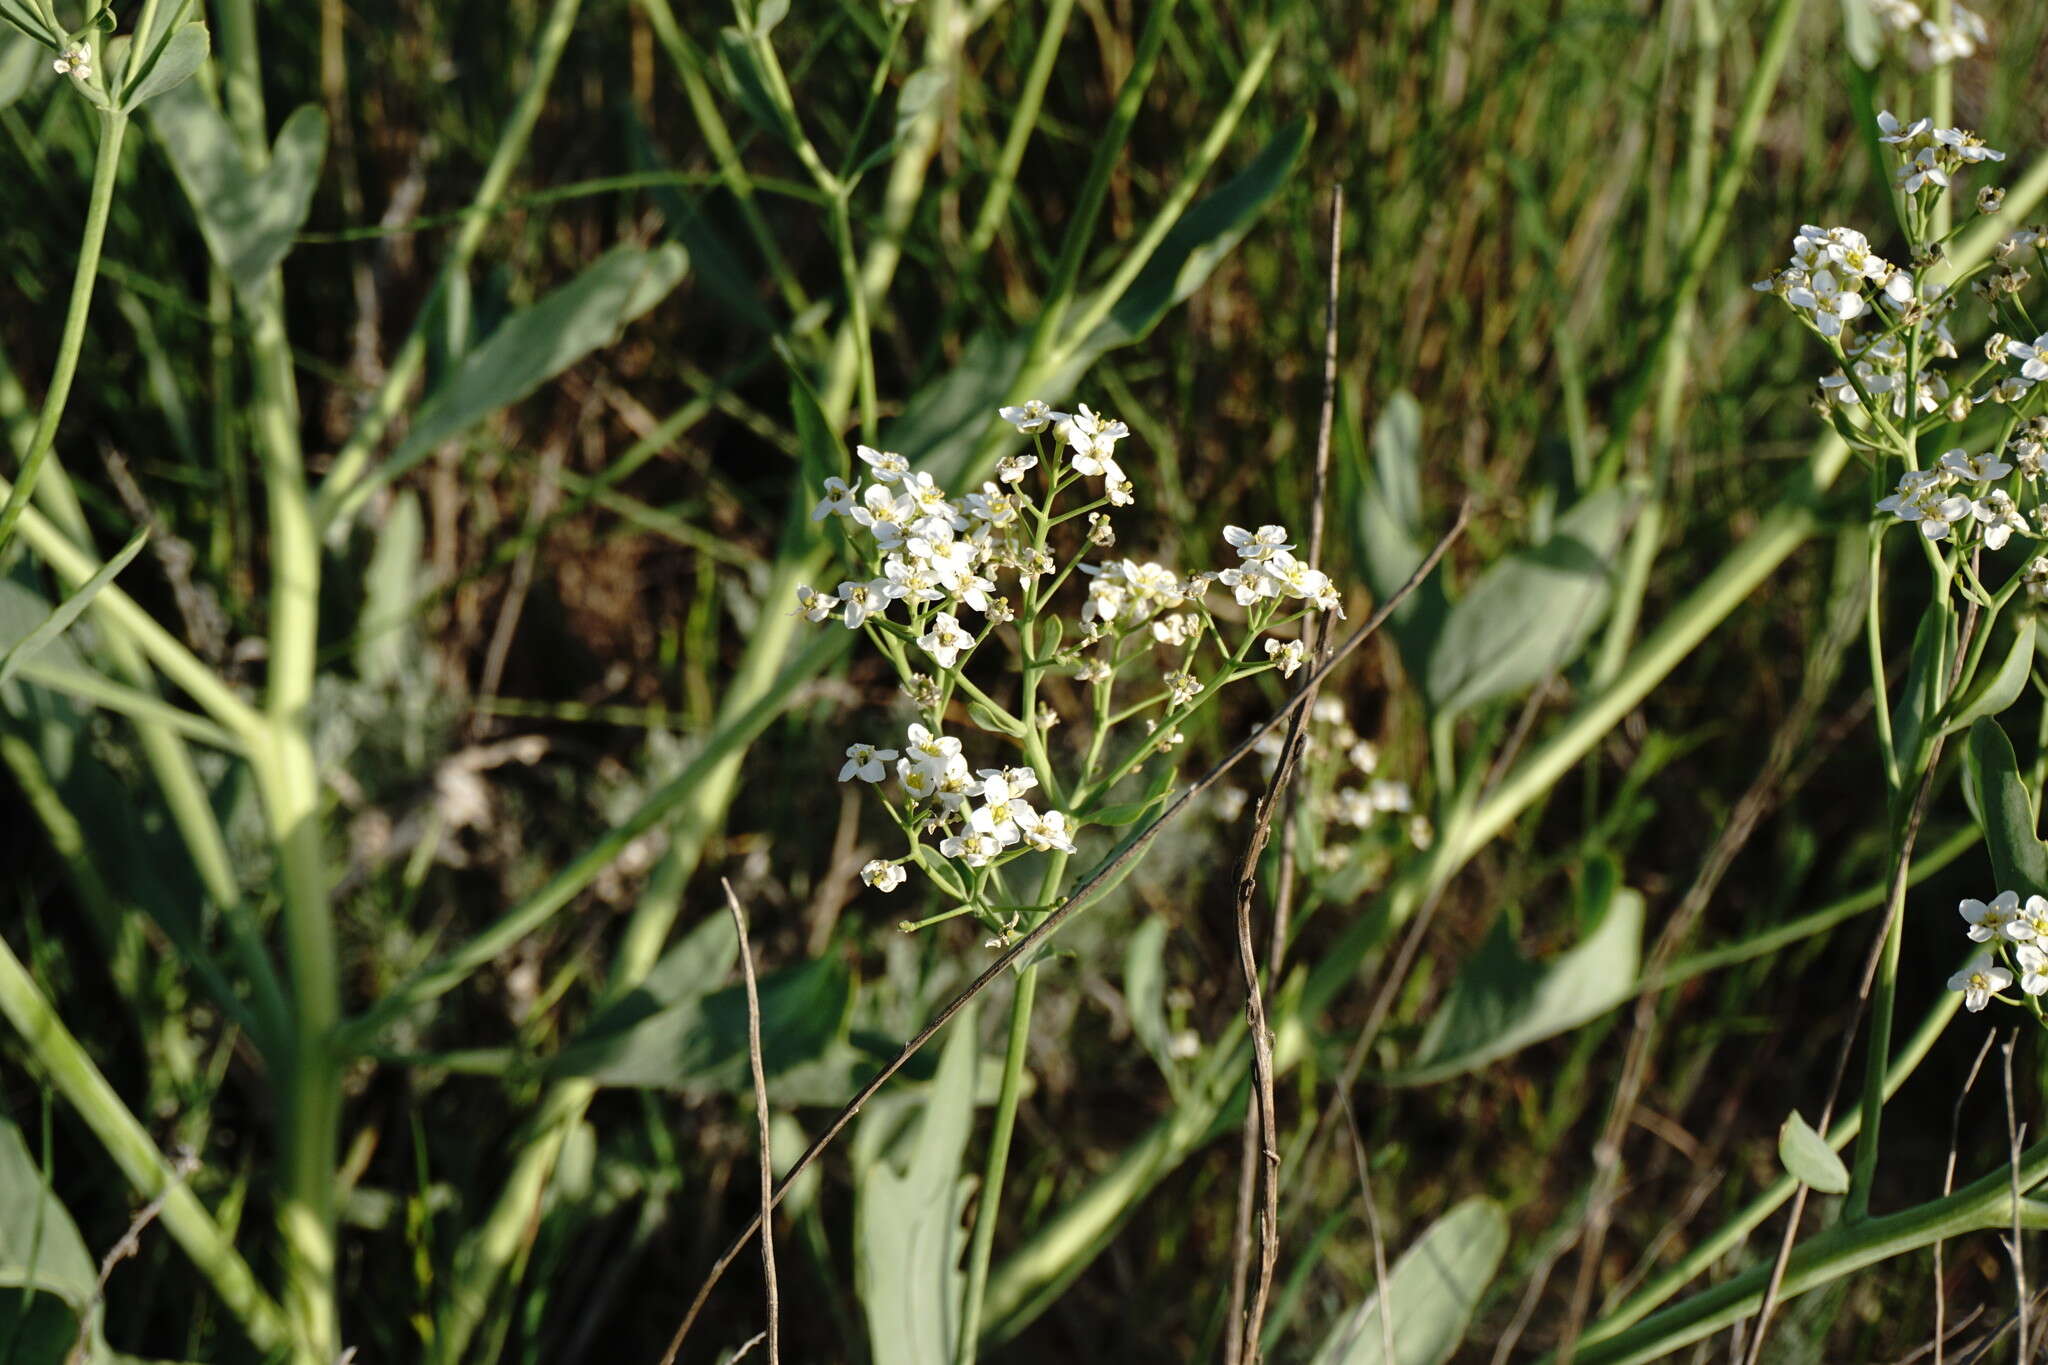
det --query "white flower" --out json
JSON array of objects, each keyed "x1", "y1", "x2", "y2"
[
  {"x1": 2018, "y1": 945, "x2": 2048, "y2": 995},
  {"x1": 904, "y1": 723, "x2": 962, "y2": 768},
  {"x1": 996, "y1": 453, "x2": 1039, "y2": 483},
  {"x1": 932, "y1": 758, "x2": 976, "y2": 811},
  {"x1": 1057, "y1": 403, "x2": 1130, "y2": 474},
  {"x1": 839, "y1": 742, "x2": 899, "y2": 783},
  {"x1": 792, "y1": 582, "x2": 839, "y2": 622},
  {"x1": 850, "y1": 483, "x2": 910, "y2": 548},
  {"x1": 2008, "y1": 334, "x2": 2048, "y2": 381},
  {"x1": 1223, "y1": 524, "x2": 1294, "y2": 561},
  {"x1": 812, "y1": 476, "x2": 858, "y2": 521},
  {"x1": 1015, "y1": 807, "x2": 1078, "y2": 853},
  {"x1": 836, "y1": 577, "x2": 895, "y2": 627},
  {"x1": 917, "y1": 611, "x2": 974, "y2": 668},
  {"x1": 969, "y1": 774, "x2": 1034, "y2": 846},
  {"x1": 1960, "y1": 890, "x2": 2022, "y2": 942},
  {"x1": 1165, "y1": 671, "x2": 1203, "y2": 706},
  {"x1": 2003, "y1": 894, "x2": 2048, "y2": 943},
  {"x1": 1877, "y1": 110, "x2": 1930, "y2": 145},
  {"x1": 975, "y1": 765, "x2": 1038, "y2": 796},
  {"x1": 1348, "y1": 740, "x2": 1379, "y2": 774},
  {"x1": 1897, "y1": 147, "x2": 1949, "y2": 194},
  {"x1": 1151, "y1": 612, "x2": 1198, "y2": 647},
  {"x1": 939, "y1": 828, "x2": 998, "y2": 868},
  {"x1": 2026, "y1": 557, "x2": 2048, "y2": 601},
  {"x1": 1331, "y1": 789, "x2": 1377, "y2": 827},
  {"x1": 1786, "y1": 269, "x2": 1866, "y2": 337},
  {"x1": 857, "y1": 445, "x2": 910, "y2": 483},
  {"x1": 52, "y1": 43, "x2": 90, "y2": 78},
  {"x1": 1972, "y1": 491, "x2": 2029, "y2": 550},
  {"x1": 1368, "y1": 779, "x2": 1413, "y2": 813},
  {"x1": 1948, "y1": 953, "x2": 2013, "y2": 1012},
  {"x1": 897, "y1": 758, "x2": 938, "y2": 803},
  {"x1": 1265, "y1": 638, "x2": 1306, "y2": 678},
  {"x1": 1938, "y1": 447, "x2": 2014, "y2": 482},
  {"x1": 998, "y1": 400, "x2": 1063, "y2": 433},
  {"x1": 861, "y1": 859, "x2": 908, "y2": 892}
]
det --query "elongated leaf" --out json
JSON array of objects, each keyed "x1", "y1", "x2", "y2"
[
  {"x1": 1424, "y1": 484, "x2": 1636, "y2": 717},
  {"x1": 550, "y1": 929, "x2": 852, "y2": 1094},
  {"x1": 1124, "y1": 915, "x2": 1176, "y2": 1082},
  {"x1": 1309, "y1": 1197, "x2": 1509, "y2": 1365},
  {"x1": 1841, "y1": 0, "x2": 1881, "y2": 68},
  {"x1": 0, "y1": 28, "x2": 42, "y2": 109},
  {"x1": 1395, "y1": 879, "x2": 1643, "y2": 1085},
  {"x1": 149, "y1": 86, "x2": 328, "y2": 297},
  {"x1": 379, "y1": 243, "x2": 689, "y2": 484},
  {"x1": 1942, "y1": 611, "x2": 2033, "y2": 738},
  {"x1": 0, "y1": 1118, "x2": 96, "y2": 1308},
  {"x1": 906, "y1": 119, "x2": 1309, "y2": 488},
  {"x1": 357, "y1": 492, "x2": 424, "y2": 686},
  {"x1": 0, "y1": 527, "x2": 146, "y2": 688},
  {"x1": 1778, "y1": 1110, "x2": 1850, "y2": 1193},
  {"x1": 1888, "y1": 605, "x2": 1944, "y2": 777},
  {"x1": 853, "y1": 1004, "x2": 979, "y2": 1365},
  {"x1": 1965, "y1": 717, "x2": 2048, "y2": 898},
  {"x1": 119, "y1": 18, "x2": 205, "y2": 109},
  {"x1": 1344, "y1": 389, "x2": 1449, "y2": 665}
]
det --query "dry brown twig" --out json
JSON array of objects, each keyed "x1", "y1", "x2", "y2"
[
  {"x1": 723, "y1": 878, "x2": 780, "y2": 1365},
  {"x1": 655, "y1": 497, "x2": 1472, "y2": 1365},
  {"x1": 71, "y1": 1146, "x2": 201, "y2": 1364},
  {"x1": 1936, "y1": 1031, "x2": 1998, "y2": 1365},
  {"x1": 1225, "y1": 184, "x2": 1344, "y2": 1365}
]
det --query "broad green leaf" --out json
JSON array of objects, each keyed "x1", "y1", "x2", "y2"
[
  {"x1": 905, "y1": 119, "x2": 1309, "y2": 488},
  {"x1": 0, "y1": 2, "x2": 59, "y2": 49},
  {"x1": 1965, "y1": 717, "x2": 2048, "y2": 898},
  {"x1": 853, "y1": 1004, "x2": 979, "y2": 1365},
  {"x1": 1778, "y1": 1110, "x2": 1850, "y2": 1194},
  {"x1": 1395, "y1": 877, "x2": 1643, "y2": 1085},
  {"x1": 1123, "y1": 915, "x2": 1176, "y2": 1083},
  {"x1": 550, "y1": 926, "x2": 852, "y2": 1094},
  {"x1": 375, "y1": 243, "x2": 688, "y2": 490},
  {"x1": 0, "y1": 1117, "x2": 128, "y2": 1362},
  {"x1": 357, "y1": 492, "x2": 424, "y2": 687},
  {"x1": 1343, "y1": 388, "x2": 1449, "y2": 666},
  {"x1": 149, "y1": 86, "x2": 328, "y2": 297},
  {"x1": 894, "y1": 67, "x2": 947, "y2": 144},
  {"x1": 0, "y1": 28, "x2": 42, "y2": 109},
  {"x1": 1423, "y1": 483, "x2": 1636, "y2": 718},
  {"x1": 0, "y1": 527, "x2": 145, "y2": 688},
  {"x1": 1308, "y1": 1197, "x2": 1509, "y2": 1365},
  {"x1": 1841, "y1": 0, "x2": 1881, "y2": 68},
  {"x1": 119, "y1": 18, "x2": 205, "y2": 109},
  {"x1": 1942, "y1": 611, "x2": 2034, "y2": 738}
]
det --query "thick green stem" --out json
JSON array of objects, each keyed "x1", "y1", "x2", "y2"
[
  {"x1": 956, "y1": 962, "x2": 1039, "y2": 1363},
  {"x1": 0, "y1": 933, "x2": 291, "y2": 1355},
  {"x1": 0, "y1": 110, "x2": 127, "y2": 556}
]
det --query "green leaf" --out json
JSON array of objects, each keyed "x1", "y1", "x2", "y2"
[
  {"x1": 374, "y1": 243, "x2": 688, "y2": 492},
  {"x1": 0, "y1": 28, "x2": 44, "y2": 110},
  {"x1": 1343, "y1": 388, "x2": 1449, "y2": 667},
  {"x1": 148, "y1": 86, "x2": 327, "y2": 297},
  {"x1": 0, "y1": 527, "x2": 146, "y2": 688},
  {"x1": 967, "y1": 698, "x2": 1026, "y2": 738},
  {"x1": 1308, "y1": 1197, "x2": 1509, "y2": 1365},
  {"x1": 356, "y1": 492, "x2": 424, "y2": 687},
  {"x1": 716, "y1": 28, "x2": 788, "y2": 148},
  {"x1": 1965, "y1": 717, "x2": 2048, "y2": 898},
  {"x1": 1778, "y1": 1110, "x2": 1850, "y2": 1194},
  {"x1": 853, "y1": 1005, "x2": 980, "y2": 1365},
  {"x1": 1395, "y1": 875, "x2": 1643, "y2": 1085},
  {"x1": 1841, "y1": 0, "x2": 1881, "y2": 68},
  {"x1": 549, "y1": 912, "x2": 852, "y2": 1094},
  {"x1": 1888, "y1": 605, "x2": 1944, "y2": 778},
  {"x1": 118, "y1": 18, "x2": 205, "y2": 109},
  {"x1": 1123, "y1": 915, "x2": 1177, "y2": 1083},
  {"x1": 904, "y1": 119, "x2": 1309, "y2": 489},
  {"x1": 894, "y1": 66, "x2": 947, "y2": 144},
  {"x1": 1942, "y1": 611, "x2": 2034, "y2": 738},
  {"x1": 0, "y1": 1116, "x2": 127, "y2": 1362},
  {"x1": 1423, "y1": 484, "x2": 1636, "y2": 718}
]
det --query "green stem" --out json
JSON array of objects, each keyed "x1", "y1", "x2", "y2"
[
  {"x1": 314, "y1": 0, "x2": 584, "y2": 531},
  {"x1": 962, "y1": 0, "x2": 1076, "y2": 259},
  {"x1": 0, "y1": 110, "x2": 127, "y2": 557},
  {"x1": 955, "y1": 959, "x2": 1042, "y2": 1362},
  {"x1": 0, "y1": 932, "x2": 291, "y2": 1355}
]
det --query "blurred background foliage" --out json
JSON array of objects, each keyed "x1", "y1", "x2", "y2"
[{"x1": 6, "y1": 0, "x2": 2048, "y2": 1360}]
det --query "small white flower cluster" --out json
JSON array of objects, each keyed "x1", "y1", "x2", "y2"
[
  {"x1": 1878, "y1": 111, "x2": 2005, "y2": 196},
  {"x1": 1871, "y1": 0, "x2": 1989, "y2": 67},
  {"x1": 998, "y1": 401, "x2": 1134, "y2": 504},
  {"x1": 1875, "y1": 447, "x2": 2031, "y2": 546},
  {"x1": 1211, "y1": 524, "x2": 1345, "y2": 615},
  {"x1": 1949, "y1": 890, "x2": 2048, "y2": 1011},
  {"x1": 845, "y1": 722, "x2": 1078, "y2": 893},
  {"x1": 1221, "y1": 699, "x2": 1429, "y2": 857},
  {"x1": 51, "y1": 42, "x2": 90, "y2": 79}
]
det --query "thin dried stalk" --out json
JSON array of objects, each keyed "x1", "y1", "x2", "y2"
[{"x1": 723, "y1": 879, "x2": 779, "y2": 1365}]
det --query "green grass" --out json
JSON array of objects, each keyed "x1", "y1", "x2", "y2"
[{"x1": 5, "y1": 0, "x2": 2048, "y2": 1361}]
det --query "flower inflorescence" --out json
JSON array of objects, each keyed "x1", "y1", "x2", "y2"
[{"x1": 800, "y1": 400, "x2": 1344, "y2": 943}]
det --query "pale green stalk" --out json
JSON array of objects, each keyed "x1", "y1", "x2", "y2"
[
  {"x1": 314, "y1": 0, "x2": 585, "y2": 531},
  {"x1": 956, "y1": 851, "x2": 1068, "y2": 1362},
  {"x1": 11, "y1": 657, "x2": 244, "y2": 751},
  {"x1": 0, "y1": 109, "x2": 127, "y2": 555},
  {"x1": 1590, "y1": 0, "x2": 1805, "y2": 488},
  {"x1": 0, "y1": 933, "x2": 291, "y2": 1355},
  {"x1": 963, "y1": 0, "x2": 1077, "y2": 260}
]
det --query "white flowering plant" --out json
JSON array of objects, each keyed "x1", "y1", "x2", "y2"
[{"x1": 801, "y1": 400, "x2": 1342, "y2": 949}]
